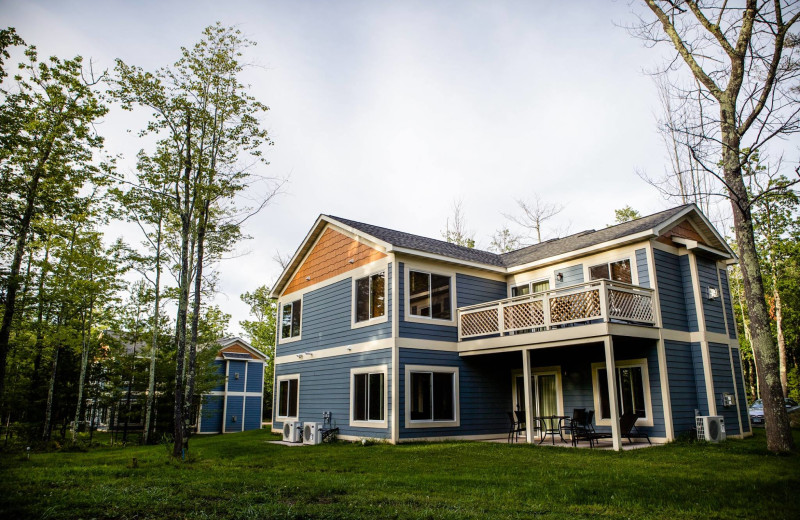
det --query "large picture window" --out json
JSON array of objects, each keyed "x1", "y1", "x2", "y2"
[
  {"x1": 409, "y1": 270, "x2": 451, "y2": 320},
  {"x1": 409, "y1": 371, "x2": 455, "y2": 422},
  {"x1": 589, "y1": 259, "x2": 632, "y2": 284},
  {"x1": 592, "y1": 359, "x2": 651, "y2": 425},
  {"x1": 355, "y1": 272, "x2": 385, "y2": 323},
  {"x1": 277, "y1": 376, "x2": 299, "y2": 418},
  {"x1": 281, "y1": 300, "x2": 301, "y2": 339}
]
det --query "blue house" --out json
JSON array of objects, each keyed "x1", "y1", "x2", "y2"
[
  {"x1": 198, "y1": 337, "x2": 267, "y2": 434},
  {"x1": 269, "y1": 204, "x2": 750, "y2": 449}
]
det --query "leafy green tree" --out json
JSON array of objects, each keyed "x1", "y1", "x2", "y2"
[
  {"x1": 613, "y1": 206, "x2": 641, "y2": 225},
  {"x1": 0, "y1": 37, "x2": 109, "y2": 403},
  {"x1": 240, "y1": 285, "x2": 276, "y2": 413},
  {"x1": 488, "y1": 227, "x2": 522, "y2": 253}
]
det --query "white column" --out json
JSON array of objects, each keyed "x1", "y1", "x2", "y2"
[
  {"x1": 604, "y1": 337, "x2": 621, "y2": 451},
  {"x1": 522, "y1": 348, "x2": 534, "y2": 443}
]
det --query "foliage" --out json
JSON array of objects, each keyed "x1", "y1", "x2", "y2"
[
  {"x1": 1, "y1": 429, "x2": 799, "y2": 519},
  {"x1": 488, "y1": 227, "x2": 522, "y2": 253},
  {"x1": 612, "y1": 206, "x2": 641, "y2": 225},
  {"x1": 240, "y1": 285, "x2": 276, "y2": 412}
]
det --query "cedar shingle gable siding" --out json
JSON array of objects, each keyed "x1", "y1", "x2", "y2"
[
  {"x1": 219, "y1": 344, "x2": 254, "y2": 358},
  {"x1": 284, "y1": 227, "x2": 387, "y2": 296},
  {"x1": 656, "y1": 220, "x2": 707, "y2": 246}
]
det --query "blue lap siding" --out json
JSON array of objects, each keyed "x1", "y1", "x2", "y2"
[
  {"x1": 654, "y1": 249, "x2": 692, "y2": 331},
  {"x1": 273, "y1": 349, "x2": 393, "y2": 439},
  {"x1": 635, "y1": 248, "x2": 650, "y2": 288},
  {"x1": 227, "y1": 360, "x2": 246, "y2": 392},
  {"x1": 225, "y1": 395, "x2": 244, "y2": 432},
  {"x1": 697, "y1": 258, "x2": 726, "y2": 334},
  {"x1": 690, "y1": 342, "x2": 709, "y2": 416},
  {"x1": 665, "y1": 340, "x2": 701, "y2": 435},
  {"x1": 246, "y1": 361, "x2": 264, "y2": 393},
  {"x1": 555, "y1": 264, "x2": 584, "y2": 288},
  {"x1": 244, "y1": 396, "x2": 262, "y2": 431},
  {"x1": 199, "y1": 395, "x2": 223, "y2": 433},
  {"x1": 278, "y1": 264, "x2": 393, "y2": 357},
  {"x1": 709, "y1": 342, "x2": 740, "y2": 435}
]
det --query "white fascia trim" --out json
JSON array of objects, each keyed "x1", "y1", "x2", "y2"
[
  {"x1": 396, "y1": 338, "x2": 459, "y2": 352},
  {"x1": 275, "y1": 338, "x2": 393, "y2": 365},
  {"x1": 654, "y1": 205, "x2": 736, "y2": 258},
  {"x1": 389, "y1": 246, "x2": 506, "y2": 273},
  {"x1": 671, "y1": 237, "x2": 732, "y2": 260},
  {"x1": 506, "y1": 231, "x2": 656, "y2": 274}
]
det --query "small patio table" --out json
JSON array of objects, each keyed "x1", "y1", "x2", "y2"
[{"x1": 536, "y1": 415, "x2": 569, "y2": 445}]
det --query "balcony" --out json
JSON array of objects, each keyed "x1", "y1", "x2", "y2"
[{"x1": 457, "y1": 280, "x2": 656, "y2": 341}]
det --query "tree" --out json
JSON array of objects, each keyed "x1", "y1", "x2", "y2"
[
  {"x1": 113, "y1": 23, "x2": 281, "y2": 457},
  {"x1": 240, "y1": 285, "x2": 277, "y2": 414},
  {"x1": 504, "y1": 195, "x2": 565, "y2": 244},
  {"x1": 0, "y1": 37, "x2": 108, "y2": 403},
  {"x1": 613, "y1": 206, "x2": 642, "y2": 225},
  {"x1": 441, "y1": 199, "x2": 475, "y2": 248},
  {"x1": 629, "y1": 0, "x2": 799, "y2": 451},
  {"x1": 488, "y1": 227, "x2": 522, "y2": 253}
]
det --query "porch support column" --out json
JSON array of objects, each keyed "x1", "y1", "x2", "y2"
[
  {"x1": 604, "y1": 336, "x2": 621, "y2": 451},
  {"x1": 522, "y1": 348, "x2": 534, "y2": 443}
]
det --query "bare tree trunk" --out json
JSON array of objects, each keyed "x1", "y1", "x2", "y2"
[
  {"x1": 143, "y1": 217, "x2": 162, "y2": 445},
  {"x1": 184, "y1": 201, "x2": 207, "y2": 453},
  {"x1": 770, "y1": 270, "x2": 788, "y2": 398},
  {"x1": 172, "y1": 115, "x2": 192, "y2": 459},
  {"x1": 42, "y1": 341, "x2": 59, "y2": 442}
]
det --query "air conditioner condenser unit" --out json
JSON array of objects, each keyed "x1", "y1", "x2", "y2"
[
  {"x1": 696, "y1": 415, "x2": 726, "y2": 442},
  {"x1": 303, "y1": 422, "x2": 323, "y2": 445},
  {"x1": 282, "y1": 421, "x2": 301, "y2": 443}
]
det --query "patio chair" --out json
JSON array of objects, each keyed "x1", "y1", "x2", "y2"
[
  {"x1": 619, "y1": 412, "x2": 651, "y2": 445},
  {"x1": 507, "y1": 411, "x2": 524, "y2": 443},
  {"x1": 561, "y1": 408, "x2": 587, "y2": 445}
]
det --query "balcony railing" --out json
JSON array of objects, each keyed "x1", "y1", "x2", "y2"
[{"x1": 457, "y1": 280, "x2": 655, "y2": 341}]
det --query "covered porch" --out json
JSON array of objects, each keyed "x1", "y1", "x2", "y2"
[{"x1": 462, "y1": 335, "x2": 666, "y2": 451}]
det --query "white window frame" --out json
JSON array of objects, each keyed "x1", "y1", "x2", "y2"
[
  {"x1": 279, "y1": 297, "x2": 303, "y2": 344},
  {"x1": 276, "y1": 373, "x2": 300, "y2": 421},
  {"x1": 351, "y1": 269, "x2": 389, "y2": 329},
  {"x1": 591, "y1": 358, "x2": 653, "y2": 427},
  {"x1": 404, "y1": 364, "x2": 460, "y2": 428},
  {"x1": 510, "y1": 278, "x2": 552, "y2": 298},
  {"x1": 349, "y1": 364, "x2": 389, "y2": 428},
  {"x1": 404, "y1": 266, "x2": 457, "y2": 326},
  {"x1": 586, "y1": 256, "x2": 635, "y2": 284}
]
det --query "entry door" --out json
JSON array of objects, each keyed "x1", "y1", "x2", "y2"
[{"x1": 512, "y1": 370, "x2": 561, "y2": 420}]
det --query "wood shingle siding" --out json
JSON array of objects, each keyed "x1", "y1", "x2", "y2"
[
  {"x1": 273, "y1": 349, "x2": 393, "y2": 439},
  {"x1": 635, "y1": 248, "x2": 649, "y2": 288},
  {"x1": 654, "y1": 249, "x2": 691, "y2": 331},
  {"x1": 665, "y1": 340, "x2": 700, "y2": 435},
  {"x1": 279, "y1": 265, "x2": 393, "y2": 356},
  {"x1": 709, "y1": 342, "x2": 740, "y2": 435},
  {"x1": 284, "y1": 227, "x2": 387, "y2": 296},
  {"x1": 656, "y1": 220, "x2": 707, "y2": 246},
  {"x1": 697, "y1": 258, "x2": 727, "y2": 334}
]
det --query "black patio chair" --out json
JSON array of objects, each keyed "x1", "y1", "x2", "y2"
[
  {"x1": 561, "y1": 408, "x2": 587, "y2": 445},
  {"x1": 619, "y1": 412, "x2": 651, "y2": 445},
  {"x1": 507, "y1": 411, "x2": 524, "y2": 443}
]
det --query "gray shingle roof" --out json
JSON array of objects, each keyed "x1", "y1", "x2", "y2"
[{"x1": 326, "y1": 204, "x2": 692, "y2": 269}]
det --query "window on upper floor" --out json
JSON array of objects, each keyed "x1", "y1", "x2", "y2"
[
  {"x1": 409, "y1": 270, "x2": 451, "y2": 320},
  {"x1": 355, "y1": 271, "x2": 386, "y2": 323},
  {"x1": 589, "y1": 259, "x2": 632, "y2": 284},
  {"x1": 281, "y1": 300, "x2": 301, "y2": 339},
  {"x1": 277, "y1": 376, "x2": 299, "y2": 418},
  {"x1": 511, "y1": 279, "x2": 550, "y2": 297}
]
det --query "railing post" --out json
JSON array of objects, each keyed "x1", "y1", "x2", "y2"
[
  {"x1": 457, "y1": 310, "x2": 462, "y2": 341},
  {"x1": 498, "y1": 303, "x2": 504, "y2": 336},
  {"x1": 543, "y1": 293, "x2": 551, "y2": 329},
  {"x1": 599, "y1": 280, "x2": 609, "y2": 322}
]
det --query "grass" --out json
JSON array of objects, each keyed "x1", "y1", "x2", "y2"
[{"x1": 1, "y1": 429, "x2": 798, "y2": 519}]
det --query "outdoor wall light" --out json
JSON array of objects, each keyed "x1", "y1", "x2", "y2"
[
  {"x1": 348, "y1": 258, "x2": 355, "y2": 264},
  {"x1": 556, "y1": 273, "x2": 564, "y2": 282},
  {"x1": 305, "y1": 276, "x2": 311, "y2": 281}
]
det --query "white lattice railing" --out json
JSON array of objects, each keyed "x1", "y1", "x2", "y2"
[{"x1": 457, "y1": 280, "x2": 655, "y2": 340}]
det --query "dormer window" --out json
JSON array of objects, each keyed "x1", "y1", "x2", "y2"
[{"x1": 589, "y1": 259, "x2": 632, "y2": 283}]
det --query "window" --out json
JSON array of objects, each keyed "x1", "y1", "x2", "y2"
[
  {"x1": 281, "y1": 300, "x2": 301, "y2": 339},
  {"x1": 592, "y1": 359, "x2": 652, "y2": 425},
  {"x1": 352, "y1": 370, "x2": 385, "y2": 423},
  {"x1": 589, "y1": 259, "x2": 632, "y2": 283},
  {"x1": 409, "y1": 270, "x2": 451, "y2": 320},
  {"x1": 409, "y1": 371, "x2": 455, "y2": 422},
  {"x1": 277, "y1": 376, "x2": 299, "y2": 418},
  {"x1": 511, "y1": 280, "x2": 550, "y2": 297},
  {"x1": 355, "y1": 271, "x2": 385, "y2": 323}
]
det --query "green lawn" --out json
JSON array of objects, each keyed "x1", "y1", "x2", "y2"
[{"x1": 1, "y1": 429, "x2": 798, "y2": 519}]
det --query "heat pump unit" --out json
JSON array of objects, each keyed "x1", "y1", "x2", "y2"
[
  {"x1": 696, "y1": 416, "x2": 726, "y2": 443},
  {"x1": 303, "y1": 422, "x2": 323, "y2": 445},
  {"x1": 282, "y1": 421, "x2": 301, "y2": 443}
]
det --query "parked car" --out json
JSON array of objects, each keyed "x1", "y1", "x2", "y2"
[{"x1": 749, "y1": 398, "x2": 800, "y2": 424}]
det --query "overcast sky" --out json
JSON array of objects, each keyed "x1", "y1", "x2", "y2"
[{"x1": 4, "y1": 0, "x2": 711, "y2": 333}]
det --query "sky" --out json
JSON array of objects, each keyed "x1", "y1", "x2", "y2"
[{"x1": 3, "y1": 0, "x2": 705, "y2": 334}]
